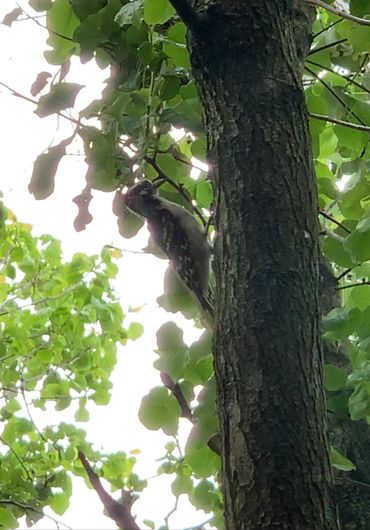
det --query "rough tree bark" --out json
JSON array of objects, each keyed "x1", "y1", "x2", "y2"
[{"x1": 170, "y1": 1, "x2": 341, "y2": 529}]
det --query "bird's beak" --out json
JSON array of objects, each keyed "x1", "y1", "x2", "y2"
[{"x1": 152, "y1": 177, "x2": 166, "y2": 189}]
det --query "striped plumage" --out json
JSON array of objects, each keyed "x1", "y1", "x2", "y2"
[{"x1": 124, "y1": 180, "x2": 214, "y2": 318}]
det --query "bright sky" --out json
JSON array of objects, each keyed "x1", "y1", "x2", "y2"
[{"x1": 0, "y1": 2, "x2": 205, "y2": 529}]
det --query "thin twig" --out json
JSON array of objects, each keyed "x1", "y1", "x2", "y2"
[
  {"x1": 306, "y1": 59, "x2": 370, "y2": 97},
  {"x1": 304, "y1": 0, "x2": 370, "y2": 26},
  {"x1": 310, "y1": 113, "x2": 370, "y2": 133},
  {"x1": 305, "y1": 66, "x2": 365, "y2": 126},
  {"x1": 183, "y1": 518, "x2": 213, "y2": 530},
  {"x1": 0, "y1": 80, "x2": 81, "y2": 127},
  {"x1": 349, "y1": 54, "x2": 369, "y2": 88},
  {"x1": 312, "y1": 19, "x2": 342, "y2": 39},
  {"x1": 103, "y1": 244, "x2": 147, "y2": 255},
  {"x1": 20, "y1": 386, "x2": 59, "y2": 450},
  {"x1": 319, "y1": 211, "x2": 352, "y2": 234},
  {"x1": 321, "y1": 229, "x2": 345, "y2": 243},
  {"x1": 0, "y1": 436, "x2": 33, "y2": 481},
  {"x1": 336, "y1": 268, "x2": 353, "y2": 281},
  {"x1": 337, "y1": 281, "x2": 370, "y2": 290},
  {"x1": 0, "y1": 282, "x2": 81, "y2": 316},
  {"x1": 16, "y1": 3, "x2": 75, "y2": 41},
  {"x1": 0, "y1": 499, "x2": 72, "y2": 529},
  {"x1": 308, "y1": 38, "x2": 347, "y2": 57},
  {"x1": 164, "y1": 497, "x2": 179, "y2": 529}
]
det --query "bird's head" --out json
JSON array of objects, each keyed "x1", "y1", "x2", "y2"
[{"x1": 124, "y1": 179, "x2": 162, "y2": 216}]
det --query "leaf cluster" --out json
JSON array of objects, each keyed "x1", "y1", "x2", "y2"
[{"x1": 0, "y1": 200, "x2": 146, "y2": 526}]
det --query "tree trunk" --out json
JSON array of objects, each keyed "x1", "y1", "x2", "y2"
[{"x1": 173, "y1": 1, "x2": 341, "y2": 528}]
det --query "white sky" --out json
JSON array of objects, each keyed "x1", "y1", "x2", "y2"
[{"x1": 0, "y1": 2, "x2": 206, "y2": 529}]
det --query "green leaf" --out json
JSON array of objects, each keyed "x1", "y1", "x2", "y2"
[
  {"x1": 5, "y1": 398, "x2": 21, "y2": 414},
  {"x1": 50, "y1": 492, "x2": 70, "y2": 515},
  {"x1": 171, "y1": 474, "x2": 193, "y2": 497},
  {"x1": 162, "y1": 98, "x2": 202, "y2": 132},
  {"x1": 29, "y1": 0, "x2": 52, "y2": 11},
  {"x1": 73, "y1": 0, "x2": 122, "y2": 58},
  {"x1": 322, "y1": 236, "x2": 355, "y2": 268},
  {"x1": 28, "y1": 139, "x2": 70, "y2": 199},
  {"x1": 127, "y1": 322, "x2": 144, "y2": 340},
  {"x1": 319, "y1": 126, "x2": 338, "y2": 160},
  {"x1": 0, "y1": 507, "x2": 18, "y2": 529},
  {"x1": 347, "y1": 23, "x2": 370, "y2": 54},
  {"x1": 75, "y1": 398, "x2": 89, "y2": 422},
  {"x1": 163, "y1": 23, "x2": 191, "y2": 69},
  {"x1": 324, "y1": 364, "x2": 348, "y2": 391},
  {"x1": 138, "y1": 41, "x2": 154, "y2": 65},
  {"x1": 143, "y1": 519, "x2": 155, "y2": 529},
  {"x1": 348, "y1": 365, "x2": 370, "y2": 387},
  {"x1": 157, "y1": 321, "x2": 186, "y2": 352},
  {"x1": 185, "y1": 446, "x2": 220, "y2": 478},
  {"x1": 69, "y1": 0, "x2": 107, "y2": 20},
  {"x1": 350, "y1": 0, "x2": 370, "y2": 16},
  {"x1": 144, "y1": 0, "x2": 175, "y2": 24},
  {"x1": 326, "y1": 393, "x2": 349, "y2": 416},
  {"x1": 190, "y1": 479, "x2": 217, "y2": 512},
  {"x1": 191, "y1": 138, "x2": 206, "y2": 160},
  {"x1": 323, "y1": 307, "x2": 360, "y2": 338},
  {"x1": 91, "y1": 387, "x2": 111, "y2": 405},
  {"x1": 160, "y1": 76, "x2": 181, "y2": 100},
  {"x1": 334, "y1": 125, "x2": 368, "y2": 157},
  {"x1": 154, "y1": 322, "x2": 187, "y2": 381},
  {"x1": 44, "y1": 0, "x2": 79, "y2": 64},
  {"x1": 35, "y1": 83, "x2": 83, "y2": 117},
  {"x1": 344, "y1": 216, "x2": 370, "y2": 261},
  {"x1": 330, "y1": 447, "x2": 356, "y2": 471},
  {"x1": 348, "y1": 384, "x2": 370, "y2": 420},
  {"x1": 158, "y1": 267, "x2": 198, "y2": 319},
  {"x1": 115, "y1": 0, "x2": 144, "y2": 26},
  {"x1": 117, "y1": 208, "x2": 145, "y2": 238},
  {"x1": 139, "y1": 387, "x2": 180, "y2": 435},
  {"x1": 195, "y1": 180, "x2": 213, "y2": 208}
]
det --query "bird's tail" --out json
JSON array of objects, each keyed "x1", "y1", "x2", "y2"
[{"x1": 198, "y1": 287, "x2": 214, "y2": 328}]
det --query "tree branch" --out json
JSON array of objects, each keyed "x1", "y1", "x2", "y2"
[
  {"x1": 310, "y1": 113, "x2": 370, "y2": 133},
  {"x1": 78, "y1": 451, "x2": 140, "y2": 530},
  {"x1": 168, "y1": 0, "x2": 202, "y2": 32},
  {"x1": 160, "y1": 372, "x2": 220, "y2": 454},
  {"x1": 160, "y1": 372, "x2": 193, "y2": 421},
  {"x1": 304, "y1": 0, "x2": 370, "y2": 26}
]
